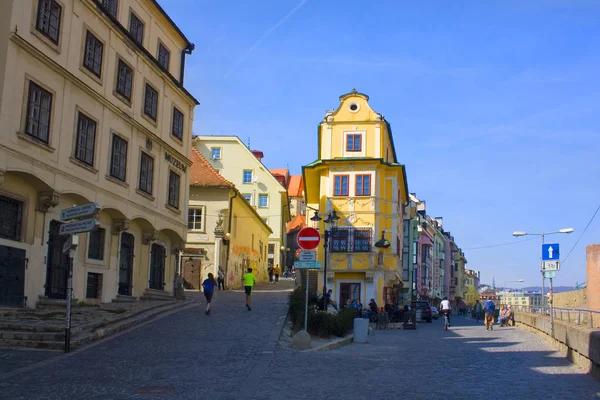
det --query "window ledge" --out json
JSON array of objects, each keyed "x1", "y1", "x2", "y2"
[
  {"x1": 106, "y1": 175, "x2": 129, "y2": 188},
  {"x1": 69, "y1": 157, "x2": 98, "y2": 174},
  {"x1": 165, "y1": 204, "x2": 181, "y2": 214},
  {"x1": 83, "y1": 262, "x2": 109, "y2": 270},
  {"x1": 31, "y1": 28, "x2": 61, "y2": 55},
  {"x1": 80, "y1": 65, "x2": 103, "y2": 86},
  {"x1": 84, "y1": 259, "x2": 106, "y2": 267},
  {"x1": 142, "y1": 112, "x2": 158, "y2": 127},
  {"x1": 170, "y1": 134, "x2": 183, "y2": 145},
  {"x1": 16, "y1": 131, "x2": 55, "y2": 152},
  {"x1": 135, "y1": 189, "x2": 155, "y2": 201},
  {"x1": 113, "y1": 90, "x2": 133, "y2": 108}
]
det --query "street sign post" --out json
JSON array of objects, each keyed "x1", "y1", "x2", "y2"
[
  {"x1": 297, "y1": 227, "x2": 321, "y2": 250},
  {"x1": 543, "y1": 261, "x2": 560, "y2": 272},
  {"x1": 59, "y1": 204, "x2": 99, "y2": 354},
  {"x1": 62, "y1": 234, "x2": 79, "y2": 254},
  {"x1": 298, "y1": 250, "x2": 316, "y2": 262},
  {"x1": 542, "y1": 243, "x2": 560, "y2": 337},
  {"x1": 60, "y1": 202, "x2": 100, "y2": 221},
  {"x1": 542, "y1": 243, "x2": 560, "y2": 261},
  {"x1": 59, "y1": 219, "x2": 99, "y2": 235},
  {"x1": 294, "y1": 261, "x2": 322, "y2": 269},
  {"x1": 543, "y1": 271, "x2": 556, "y2": 279}
]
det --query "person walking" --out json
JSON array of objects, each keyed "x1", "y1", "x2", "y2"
[
  {"x1": 274, "y1": 264, "x2": 281, "y2": 283},
  {"x1": 483, "y1": 298, "x2": 496, "y2": 331},
  {"x1": 267, "y1": 265, "x2": 274, "y2": 284},
  {"x1": 217, "y1": 266, "x2": 225, "y2": 291},
  {"x1": 243, "y1": 267, "x2": 256, "y2": 311},
  {"x1": 473, "y1": 300, "x2": 483, "y2": 322},
  {"x1": 202, "y1": 273, "x2": 217, "y2": 315}
]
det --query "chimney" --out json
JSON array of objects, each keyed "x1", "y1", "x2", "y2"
[{"x1": 251, "y1": 150, "x2": 264, "y2": 161}]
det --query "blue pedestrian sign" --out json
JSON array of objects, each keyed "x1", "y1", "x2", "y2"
[{"x1": 542, "y1": 243, "x2": 560, "y2": 261}]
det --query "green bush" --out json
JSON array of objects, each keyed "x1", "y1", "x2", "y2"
[
  {"x1": 288, "y1": 287, "x2": 322, "y2": 331},
  {"x1": 334, "y1": 308, "x2": 356, "y2": 336},
  {"x1": 288, "y1": 288, "x2": 355, "y2": 338}
]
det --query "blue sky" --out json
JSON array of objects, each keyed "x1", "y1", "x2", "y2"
[{"x1": 161, "y1": 0, "x2": 600, "y2": 288}]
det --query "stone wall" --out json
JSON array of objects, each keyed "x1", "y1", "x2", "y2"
[
  {"x1": 514, "y1": 311, "x2": 600, "y2": 381},
  {"x1": 553, "y1": 288, "x2": 587, "y2": 309},
  {"x1": 587, "y1": 245, "x2": 600, "y2": 310}
]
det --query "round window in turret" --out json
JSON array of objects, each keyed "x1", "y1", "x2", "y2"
[{"x1": 349, "y1": 103, "x2": 359, "y2": 112}]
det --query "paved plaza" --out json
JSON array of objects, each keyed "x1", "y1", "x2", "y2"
[{"x1": 0, "y1": 283, "x2": 598, "y2": 399}]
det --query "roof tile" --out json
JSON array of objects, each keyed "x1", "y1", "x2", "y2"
[{"x1": 189, "y1": 148, "x2": 234, "y2": 188}]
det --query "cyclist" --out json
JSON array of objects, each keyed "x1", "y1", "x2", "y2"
[{"x1": 439, "y1": 297, "x2": 452, "y2": 327}]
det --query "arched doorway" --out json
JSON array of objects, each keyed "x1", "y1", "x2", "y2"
[
  {"x1": 118, "y1": 232, "x2": 134, "y2": 296},
  {"x1": 149, "y1": 243, "x2": 166, "y2": 290},
  {"x1": 45, "y1": 220, "x2": 69, "y2": 298}
]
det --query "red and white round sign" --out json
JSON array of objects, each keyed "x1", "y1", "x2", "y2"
[{"x1": 297, "y1": 227, "x2": 321, "y2": 250}]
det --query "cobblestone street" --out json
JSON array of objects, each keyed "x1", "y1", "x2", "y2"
[{"x1": 1, "y1": 285, "x2": 598, "y2": 399}]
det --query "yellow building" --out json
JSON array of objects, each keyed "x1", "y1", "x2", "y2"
[
  {"x1": 303, "y1": 89, "x2": 409, "y2": 307},
  {"x1": 464, "y1": 269, "x2": 480, "y2": 306},
  {"x1": 0, "y1": 0, "x2": 198, "y2": 307},
  {"x1": 185, "y1": 149, "x2": 272, "y2": 290},
  {"x1": 453, "y1": 249, "x2": 467, "y2": 304}
]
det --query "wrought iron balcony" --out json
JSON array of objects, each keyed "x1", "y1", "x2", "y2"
[{"x1": 330, "y1": 227, "x2": 373, "y2": 253}]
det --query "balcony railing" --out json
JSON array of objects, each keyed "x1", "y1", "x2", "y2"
[{"x1": 330, "y1": 227, "x2": 373, "y2": 253}]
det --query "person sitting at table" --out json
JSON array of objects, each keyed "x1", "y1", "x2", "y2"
[
  {"x1": 342, "y1": 298, "x2": 352, "y2": 309},
  {"x1": 385, "y1": 299, "x2": 403, "y2": 322},
  {"x1": 367, "y1": 298, "x2": 379, "y2": 322}
]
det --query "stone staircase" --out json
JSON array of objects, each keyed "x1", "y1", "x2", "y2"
[
  {"x1": 0, "y1": 299, "x2": 194, "y2": 350},
  {"x1": 112, "y1": 295, "x2": 139, "y2": 303},
  {"x1": 142, "y1": 288, "x2": 176, "y2": 301},
  {"x1": 35, "y1": 296, "x2": 78, "y2": 309}
]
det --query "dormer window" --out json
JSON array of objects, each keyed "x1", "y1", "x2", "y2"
[{"x1": 346, "y1": 134, "x2": 362, "y2": 152}]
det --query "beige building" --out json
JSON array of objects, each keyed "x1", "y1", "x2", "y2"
[
  {"x1": 184, "y1": 148, "x2": 272, "y2": 289},
  {"x1": 192, "y1": 136, "x2": 291, "y2": 270},
  {"x1": 0, "y1": 0, "x2": 198, "y2": 308},
  {"x1": 500, "y1": 291, "x2": 544, "y2": 308}
]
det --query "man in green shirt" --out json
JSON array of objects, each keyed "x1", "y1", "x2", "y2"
[{"x1": 243, "y1": 267, "x2": 256, "y2": 311}]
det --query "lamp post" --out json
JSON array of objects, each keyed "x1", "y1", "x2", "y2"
[
  {"x1": 512, "y1": 228, "x2": 573, "y2": 302},
  {"x1": 503, "y1": 279, "x2": 524, "y2": 290},
  {"x1": 512, "y1": 228, "x2": 573, "y2": 336},
  {"x1": 310, "y1": 209, "x2": 339, "y2": 310}
]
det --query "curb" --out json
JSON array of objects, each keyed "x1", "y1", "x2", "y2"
[{"x1": 302, "y1": 334, "x2": 354, "y2": 352}]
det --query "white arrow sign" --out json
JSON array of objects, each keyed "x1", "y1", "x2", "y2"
[
  {"x1": 59, "y1": 219, "x2": 99, "y2": 235},
  {"x1": 548, "y1": 246, "x2": 553, "y2": 259},
  {"x1": 60, "y1": 202, "x2": 100, "y2": 221}
]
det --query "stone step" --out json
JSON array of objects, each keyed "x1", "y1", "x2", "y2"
[
  {"x1": 0, "y1": 330, "x2": 65, "y2": 341},
  {"x1": 0, "y1": 300, "x2": 193, "y2": 351},
  {"x1": 112, "y1": 295, "x2": 139, "y2": 303},
  {"x1": 35, "y1": 296, "x2": 81, "y2": 309},
  {"x1": 0, "y1": 338, "x2": 64, "y2": 350},
  {"x1": 142, "y1": 289, "x2": 174, "y2": 301}
]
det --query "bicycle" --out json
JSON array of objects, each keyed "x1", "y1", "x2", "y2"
[{"x1": 442, "y1": 310, "x2": 450, "y2": 330}]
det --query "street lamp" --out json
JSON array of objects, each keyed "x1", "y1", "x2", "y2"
[
  {"x1": 374, "y1": 231, "x2": 391, "y2": 266},
  {"x1": 511, "y1": 228, "x2": 573, "y2": 301},
  {"x1": 311, "y1": 209, "x2": 339, "y2": 310},
  {"x1": 503, "y1": 279, "x2": 524, "y2": 291}
]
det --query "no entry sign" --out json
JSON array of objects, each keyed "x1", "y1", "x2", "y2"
[{"x1": 297, "y1": 227, "x2": 321, "y2": 250}]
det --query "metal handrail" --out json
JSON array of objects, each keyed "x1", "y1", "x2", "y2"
[{"x1": 513, "y1": 305, "x2": 600, "y2": 329}]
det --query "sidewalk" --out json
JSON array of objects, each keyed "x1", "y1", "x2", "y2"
[{"x1": 0, "y1": 298, "x2": 194, "y2": 351}]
